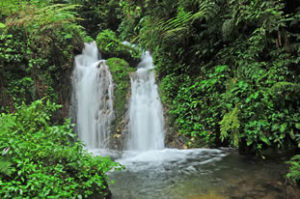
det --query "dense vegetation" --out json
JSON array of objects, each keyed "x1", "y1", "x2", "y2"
[
  {"x1": 0, "y1": 0, "x2": 121, "y2": 198},
  {"x1": 0, "y1": 0, "x2": 299, "y2": 197},
  {"x1": 0, "y1": 100, "x2": 120, "y2": 198},
  {"x1": 115, "y1": 0, "x2": 300, "y2": 183}
]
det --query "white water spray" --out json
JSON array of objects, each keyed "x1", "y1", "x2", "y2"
[
  {"x1": 71, "y1": 42, "x2": 114, "y2": 149},
  {"x1": 126, "y1": 52, "x2": 165, "y2": 151}
]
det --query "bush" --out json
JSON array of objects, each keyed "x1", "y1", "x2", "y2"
[
  {"x1": 0, "y1": 99, "x2": 122, "y2": 199},
  {"x1": 96, "y1": 29, "x2": 141, "y2": 65},
  {"x1": 287, "y1": 155, "x2": 300, "y2": 185},
  {"x1": 0, "y1": 1, "x2": 87, "y2": 116}
]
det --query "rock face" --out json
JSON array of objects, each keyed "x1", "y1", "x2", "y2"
[{"x1": 106, "y1": 58, "x2": 135, "y2": 150}]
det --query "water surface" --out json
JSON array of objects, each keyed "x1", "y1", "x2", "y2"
[{"x1": 106, "y1": 149, "x2": 294, "y2": 199}]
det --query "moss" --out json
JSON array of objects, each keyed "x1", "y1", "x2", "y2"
[
  {"x1": 107, "y1": 58, "x2": 134, "y2": 120},
  {"x1": 96, "y1": 30, "x2": 141, "y2": 66}
]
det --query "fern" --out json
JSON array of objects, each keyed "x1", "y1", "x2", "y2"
[
  {"x1": 0, "y1": 0, "x2": 25, "y2": 16},
  {"x1": 159, "y1": 1, "x2": 219, "y2": 39},
  {"x1": 5, "y1": 3, "x2": 81, "y2": 34},
  {"x1": 287, "y1": 155, "x2": 300, "y2": 184},
  {"x1": 219, "y1": 106, "x2": 240, "y2": 147},
  {"x1": 0, "y1": 158, "x2": 12, "y2": 176},
  {"x1": 159, "y1": 6, "x2": 192, "y2": 39},
  {"x1": 191, "y1": 0, "x2": 219, "y2": 22}
]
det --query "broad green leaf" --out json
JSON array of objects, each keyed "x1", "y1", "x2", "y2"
[
  {"x1": 0, "y1": 23, "x2": 6, "y2": 29},
  {"x1": 260, "y1": 136, "x2": 271, "y2": 145},
  {"x1": 64, "y1": 34, "x2": 73, "y2": 39},
  {"x1": 295, "y1": 123, "x2": 300, "y2": 130},
  {"x1": 289, "y1": 130, "x2": 295, "y2": 140},
  {"x1": 280, "y1": 123, "x2": 287, "y2": 133}
]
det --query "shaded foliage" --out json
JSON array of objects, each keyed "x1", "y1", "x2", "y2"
[{"x1": 0, "y1": 0, "x2": 85, "y2": 115}]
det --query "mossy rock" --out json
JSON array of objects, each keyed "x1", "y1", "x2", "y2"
[
  {"x1": 107, "y1": 58, "x2": 134, "y2": 120},
  {"x1": 96, "y1": 30, "x2": 141, "y2": 66}
]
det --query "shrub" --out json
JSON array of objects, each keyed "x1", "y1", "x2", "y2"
[
  {"x1": 287, "y1": 155, "x2": 300, "y2": 185},
  {"x1": 96, "y1": 29, "x2": 141, "y2": 65},
  {"x1": 0, "y1": 99, "x2": 122, "y2": 199}
]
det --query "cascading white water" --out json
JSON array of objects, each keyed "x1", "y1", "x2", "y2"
[
  {"x1": 126, "y1": 51, "x2": 165, "y2": 151},
  {"x1": 71, "y1": 42, "x2": 114, "y2": 149}
]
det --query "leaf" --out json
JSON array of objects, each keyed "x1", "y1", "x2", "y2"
[
  {"x1": 0, "y1": 159, "x2": 12, "y2": 176},
  {"x1": 288, "y1": 130, "x2": 295, "y2": 141},
  {"x1": 0, "y1": 23, "x2": 6, "y2": 29},
  {"x1": 295, "y1": 123, "x2": 300, "y2": 130},
  {"x1": 280, "y1": 123, "x2": 287, "y2": 133},
  {"x1": 64, "y1": 34, "x2": 73, "y2": 39},
  {"x1": 246, "y1": 139, "x2": 253, "y2": 146},
  {"x1": 260, "y1": 135, "x2": 271, "y2": 145}
]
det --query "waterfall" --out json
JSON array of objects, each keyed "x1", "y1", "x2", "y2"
[
  {"x1": 126, "y1": 52, "x2": 165, "y2": 151},
  {"x1": 71, "y1": 42, "x2": 114, "y2": 149}
]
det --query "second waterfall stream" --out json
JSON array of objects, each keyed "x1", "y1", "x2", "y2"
[{"x1": 127, "y1": 51, "x2": 165, "y2": 151}]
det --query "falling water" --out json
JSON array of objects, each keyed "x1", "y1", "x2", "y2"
[
  {"x1": 71, "y1": 42, "x2": 114, "y2": 149},
  {"x1": 126, "y1": 51, "x2": 165, "y2": 151}
]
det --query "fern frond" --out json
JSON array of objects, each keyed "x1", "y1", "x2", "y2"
[
  {"x1": 287, "y1": 155, "x2": 300, "y2": 184},
  {"x1": 191, "y1": 1, "x2": 219, "y2": 22},
  {"x1": 5, "y1": 3, "x2": 80, "y2": 32},
  {"x1": 219, "y1": 106, "x2": 240, "y2": 147},
  {"x1": 158, "y1": 6, "x2": 192, "y2": 39},
  {"x1": 0, "y1": 158, "x2": 12, "y2": 176}
]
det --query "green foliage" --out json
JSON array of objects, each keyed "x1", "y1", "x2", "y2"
[
  {"x1": 270, "y1": 82, "x2": 300, "y2": 98},
  {"x1": 0, "y1": 23, "x2": 5, "y2": 29},
  {"x1": 64, "y1": 0, "x2": 122, "y2": 37},
  {"x1": 152, "y1": 6, "x2": 193, "y2": 41},
  {"x1": 0, "y1": 158, "x2": 12, "y2": 176},
  {"x1": 96, "y1": 29, "x2": 141, "y2": 63},
  {"x1": 164, "y1": 65, "x2": 229, "y2": 146},
  {"x1": 5, "y1": 3, "x2": 80, "y2": 33},
  {"x1": 287, "y1": 155, "x2": 300, "y2": 184},
  {"x1": 0, "y1": 0, "x2": 85, "y2": 111},
  {"x1": 7, "y1": 77, "x2": 34, "y2": 107},
  {"x1": 0, "y1": 99, "x2": 121, "y2": 198},
  {"x1": 219, "y1": 107, "x2": 240, "y2": 147}
]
